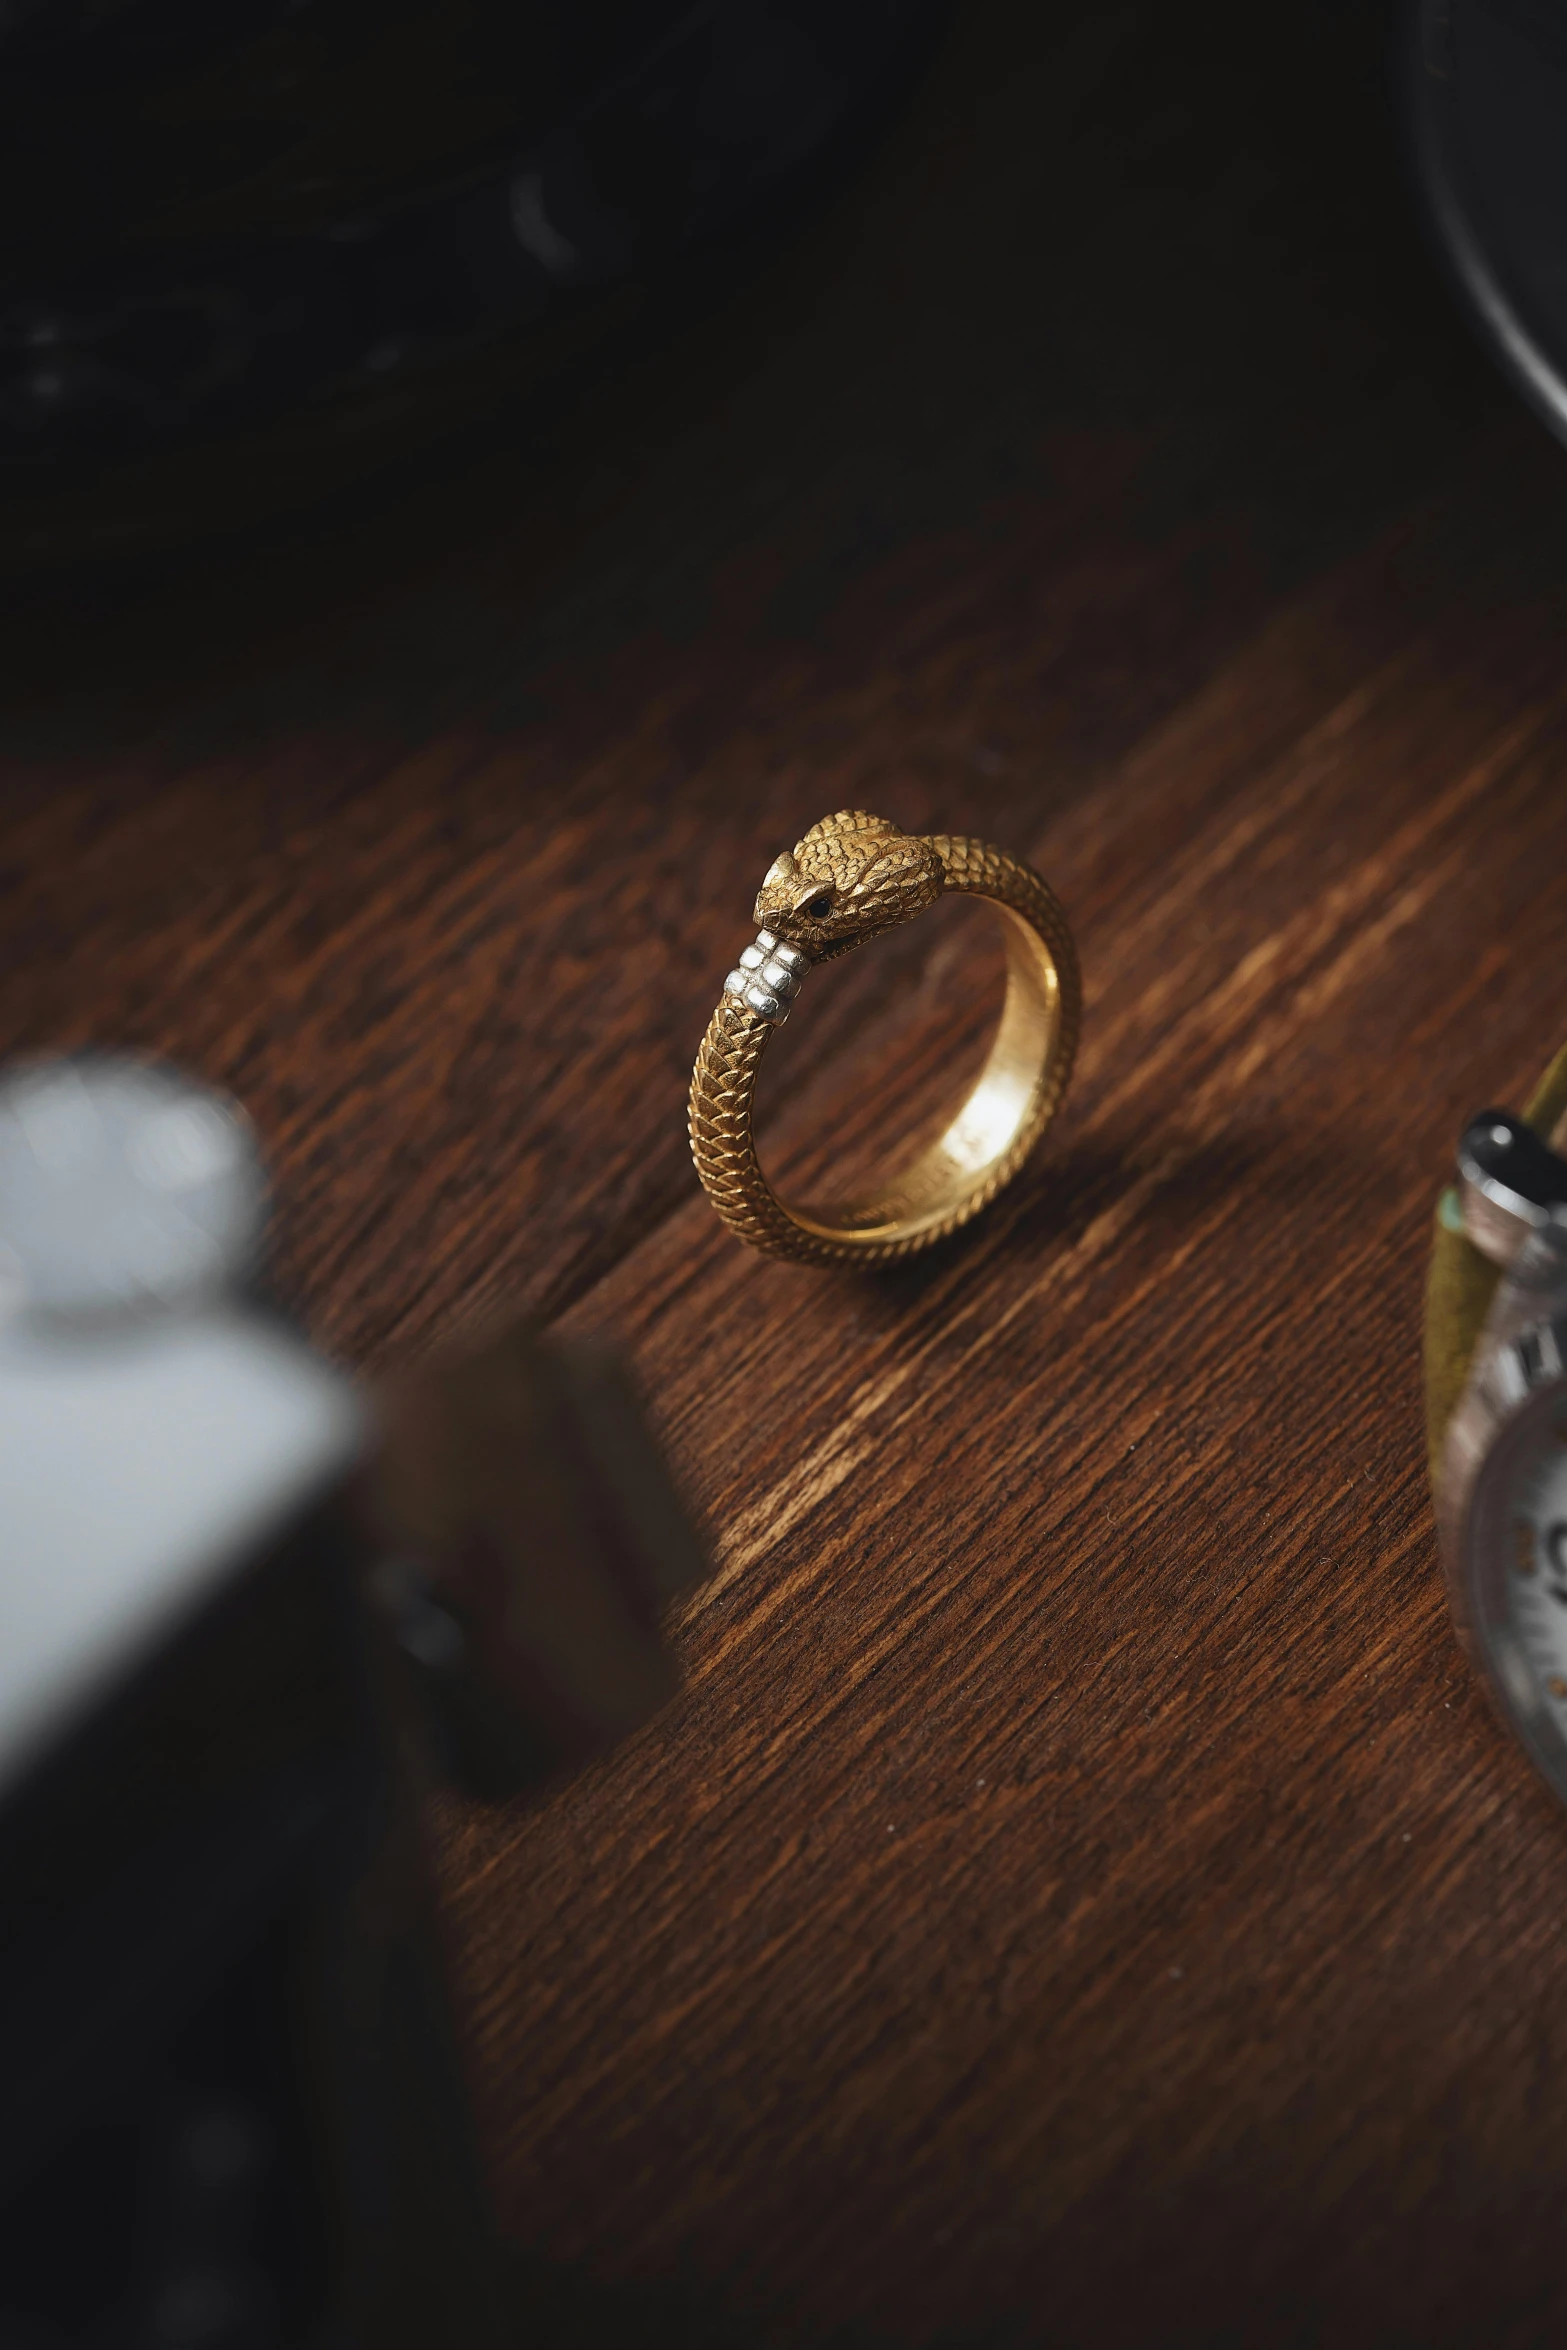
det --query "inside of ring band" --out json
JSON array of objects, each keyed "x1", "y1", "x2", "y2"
[{"x1": 775, "y1": 902, "x2": 1063, "y2": 1248}]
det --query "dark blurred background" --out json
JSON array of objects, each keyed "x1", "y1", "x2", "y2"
[
  {"x1": 0, "y1": 0, "x2": 1520, "y2": 740},
  {"x1": 0, "y1": 0, "x2": 949, "y2": 543}
]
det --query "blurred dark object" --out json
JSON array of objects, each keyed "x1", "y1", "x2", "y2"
[
  {"x1": 365, "y1": 1320, "x2": 708, "y2": 1797},
  {"x1": 1404, "y1": 0, "x2": 1567, "y2": 451},
  {"x1": 0, "y1": 1051, "x2": 707, "y2": 2347},
  {"x1": 0, "y1": 0, "x2": 943, "y2": 558}
]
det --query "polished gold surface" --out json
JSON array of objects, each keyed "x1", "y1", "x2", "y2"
[{"x1": 688, "y1": 811, "x2": 1080, "y2": 1266}]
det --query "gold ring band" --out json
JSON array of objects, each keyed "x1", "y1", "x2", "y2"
[{"x1": 688, "y1": 810, "x2": 1080, "y2": 1267}]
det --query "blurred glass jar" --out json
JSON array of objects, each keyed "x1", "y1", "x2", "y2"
[{"x1": 1406, "y1": 0, "x2": 1567, "y2": 453}]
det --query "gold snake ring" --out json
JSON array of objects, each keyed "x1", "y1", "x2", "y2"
[{"x1": 688, "y1": 810, "x2": 1080, "y2": 1267}]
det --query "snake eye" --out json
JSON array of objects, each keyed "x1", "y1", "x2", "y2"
[{"x1": 806, "y1": 895, "x2": 832, "y2": 919}]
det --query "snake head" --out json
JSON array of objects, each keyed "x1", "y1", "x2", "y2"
[{"x1": 752, "y1": 811, "x2": 942, "y2": 960}]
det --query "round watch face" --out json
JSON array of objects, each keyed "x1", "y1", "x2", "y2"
[{"x1": 1457, "y1": 1335, "x2": 1567, "y2": 1801}]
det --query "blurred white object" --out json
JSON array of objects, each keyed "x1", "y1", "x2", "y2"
[
  {"x1": 0, "y1": 1054, "x2": 363, "y2": 1803},
  {"x1": 0, "y1": 1053, "x2": 268, "y2": 1322}
]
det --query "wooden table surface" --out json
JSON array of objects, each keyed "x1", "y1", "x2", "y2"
[{"x1": 8, "y1": 2, "x2": 1567, "y2": 2341}]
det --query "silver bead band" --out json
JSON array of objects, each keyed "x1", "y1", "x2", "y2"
[{"x1": 722, "y1": 929, "x2": 812, "y2": 1025}]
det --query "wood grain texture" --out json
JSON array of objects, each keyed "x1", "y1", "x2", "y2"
[{"x1": 7, "y1": 2, "x2": 1567, "y2": 2341}]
